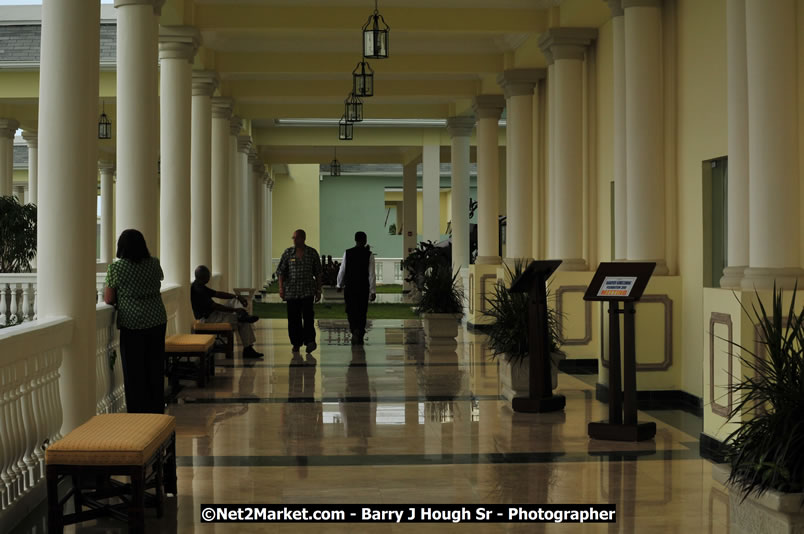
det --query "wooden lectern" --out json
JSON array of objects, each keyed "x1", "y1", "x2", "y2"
[
  {"x1": 509, "y1": 260, "x2": 565, "y2": 413},
  {"x1": 583, "y1": 262, "x2": 656, "y2": 441}
]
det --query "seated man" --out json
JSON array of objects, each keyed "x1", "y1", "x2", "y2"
[{"x1": 191, "y1": 265, "x2": 263, "y2": 359}]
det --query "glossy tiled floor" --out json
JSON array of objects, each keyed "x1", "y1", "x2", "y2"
[{"x1": 12, "y1": 318, "x2": 730, "y2": 533}]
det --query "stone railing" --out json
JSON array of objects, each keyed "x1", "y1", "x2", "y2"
[
  {"x1": 0, "y1": 273, "x2": 108, "y2": 326},
  {"x1": 375, "y1": 257, "x2": 403, "y2": 285}
]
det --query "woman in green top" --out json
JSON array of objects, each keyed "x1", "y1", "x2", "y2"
[{"x1": 104, "y1": 229, "x2": 168, "y2": 414}]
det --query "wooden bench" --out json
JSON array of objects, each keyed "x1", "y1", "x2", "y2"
[
  {"x1": 191, "y1": 320, "x2": 234, "y2": 360},
  {"x1": 165, "y1": 334, "x2": 216, "y2": 389},
  {"x1": 46, "y1": 413, "x2": 177, "y2": 534}
]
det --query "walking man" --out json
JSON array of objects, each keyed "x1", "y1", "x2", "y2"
[
  {"x1": 336, "y1": 231, "x2": 376, "y2": 345},
  {"x1": 277, "y1": 229, "x2": 323, "y2": 352}
]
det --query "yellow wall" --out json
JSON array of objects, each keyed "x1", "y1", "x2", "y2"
[
  {"x1": 271, "y1": 164, "x2": 320, "y2": 257},
  {"x1": 596, "y1": 18, "x2": 613, "y2": 264}
]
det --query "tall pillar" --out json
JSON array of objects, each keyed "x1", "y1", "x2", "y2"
[
  {"x1": 741, "y1": 0, "x2": 804, "y2": 289},
  {"x1": 228, "y1": 116, "x2": 242, "y2": 290},
  {"x1": 99, "y1": 161, "x2": 116, "y2": 264},
  {"x1": 190, "y1": 70, "x2": 218, "y2": 273},
  {"x1": 472, "y1": 96, "x2": 504, "y2": 265},
  {"x1": 38, "y1": 0, "x2": 99, "y2": 432},
  {"x1": 422, "y1": 136, "x2": 441, "y2": 243},
  {"x1": 251, "y1": 158, "x2": 264, "y2": 289},
  {"x1": 608, "y1": 1, "x2": 627, "y2": 260},
  {"x1": 0, "y1": 119, "x2": 18, "y2": 196},
  {"x1": 263, "y1": 177, "x2": 274, "y2": 282},
  {"x1": 211, "y1": 97, "x2": 232, "y2": 289},
  {"x1": 624, "y1": 0, "x2": 667, "y2": 274},
  {"x1": 236, "y1": 136, "x2": 253, "y2": 287},
  {"x1": 159, "y1": 25, "x2": 198, "y2": 332},
  {"x1": 539, "y1": 28, "x2": 596, "y2": 271},
  {"x1": 721, "y1": 0, "x2": 749, "y2": 288},
  {"x1": 115, "y1": 0, "x2": 163, "y2": 248},
  {"x1": 497, "y1": 69, "x2": 543, "y2": 261},
  {"x1": 545, "y1": 55, "x2": 556, "y2": 258},
  {"x1": 446, "y1": 116, "x2": 475, "y2": 270},
  {"x1": 14, "y1": 185, "x2": 26, "y2": 204},
  {"x1": 22, "y1": 130, "x2": 37, "y2": 204}
]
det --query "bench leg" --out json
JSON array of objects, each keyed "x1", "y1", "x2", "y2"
[
  {"x1": 129, "y1": 468, "x2": 145, "y2": 534},
  {"x1": 47, "y1": 469, "x2": 63, "y2": 534},
  {"x1": 70, "y1": 474, "x2": 83, "y2": 515},
  {"x1": 155, "y1": 449, "x2": 165, "y2": 518},
  {"x1": 165, "y1": 435, "x2": 177, "y2": 495}
]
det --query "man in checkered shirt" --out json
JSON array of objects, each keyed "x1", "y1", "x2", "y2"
[{"x1": 277, "y1": 228, "x2": 323, "y2": 353}]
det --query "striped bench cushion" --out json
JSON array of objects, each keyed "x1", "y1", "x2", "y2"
[
  {"x1": 192, "y1": 321, "x2": 232, "y2": 332},
  {"x1": 165, "y1": 334, "x2": 215, "y2": 352}
]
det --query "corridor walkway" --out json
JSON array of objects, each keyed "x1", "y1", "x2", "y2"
[{"x1": 13, "y1": 318, "x2": 729, "y2": 533}]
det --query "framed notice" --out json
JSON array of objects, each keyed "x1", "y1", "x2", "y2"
[{"x1": 583, "y1": 263, "x2": 655, "y2": 302}]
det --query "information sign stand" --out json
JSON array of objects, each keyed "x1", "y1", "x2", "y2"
[
  {"x1": 509, "y1": 260, "x2": 565, "y2": 413},
  {"x1": 583, "y1": 262, "x2": 656, "y2": 441}
]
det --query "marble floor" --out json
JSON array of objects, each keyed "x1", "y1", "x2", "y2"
[{"x1": 12, "y1": 318, "x2": 731, "y2": 533}]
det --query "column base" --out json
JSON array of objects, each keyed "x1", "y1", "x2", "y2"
[
  {"x1": 556, "y1": 258, "x2": 587, "y2": 271},
  {"x1": 719, "y1": 265, "x2": 746, "y2": 290},
  {"x1": 625, "y1": 258, "x2": 669, "y2": 275},
  {"x1": 475, "y1": 255, "x2": 502, "y2": 265},
  {"x1": 740, "y1": 267, "x2": 804, "y2": 291}
]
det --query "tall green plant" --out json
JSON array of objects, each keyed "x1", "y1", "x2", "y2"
[
  {"x1": 401, "y1": 240, "x2": 451, "y2": 292},
  {"x1": 416, "y1": 263, "x2": 463, "y2": 314},
  {"x1": 0, "y1": 195, "x2": 37, "y2": 273},
  {"x1": 725, "y1": 285, "x2": 804, "y2": 499},
  {"x1": 481, "y1": 261, "x2": 562, "y2": 366}
]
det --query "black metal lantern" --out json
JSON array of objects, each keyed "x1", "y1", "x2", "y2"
[
  {"x1": 352, "y1": 60, "x2": 374, "y2": 97},
  {"x1": 338, "y1": 115, "x2": 353, "y2": 141},
  {"x1": 362, "y1": 0, "x2": 389, "y2": 59},
  {"x1": 330, "y1": 148, "x2": 341, "y2": 176},
  {"x1": 98, "y1": 101, "x2": 112, "y2": 140},
  {"x1": 345, "y1": 92, "x2": 363, "y2": 123}
]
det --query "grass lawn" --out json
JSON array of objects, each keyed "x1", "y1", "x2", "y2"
[
  {"x1": 262, "y1": 282, "x2": 402, "y2": 294},
  {"x1": 253, "y1": 301, "x2": 419, "y2": 319}
]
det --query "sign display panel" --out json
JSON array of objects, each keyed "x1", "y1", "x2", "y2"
[{"x1": 597, "y1": 276, "x2": 637, "y2": 298}]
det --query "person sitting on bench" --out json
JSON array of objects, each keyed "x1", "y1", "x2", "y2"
[{"x1": 191, "y1": 265, "x2": 263, "y2": 359}]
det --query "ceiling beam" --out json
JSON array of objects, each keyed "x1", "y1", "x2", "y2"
[{"x1": 222, "y1": 78, "x2": 480, "y2": 100}]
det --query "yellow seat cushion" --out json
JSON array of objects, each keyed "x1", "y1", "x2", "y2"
[
  {"x1": 165, "y1": 334, "x2": 215, "y2": 352},
  {"x1": 45, "y1": 414, "x2": 175, "y2": 466},
  {"x1": 192, "y1": 321, "x2": 232, "y2": 332}
]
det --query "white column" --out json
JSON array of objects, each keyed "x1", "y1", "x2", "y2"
[
  {"x1": 159, "y1": 25, "x2": 198, "y2": 332},
  {"x1": 402, "y1": 160, "x2": 418, "y2": 294},
  {"x1": 38, "y1": 0, "x2": 99, "y2": 432},
  {"x1": 741, "y1": 0, "x2": 804, "y2": 289},
  {"x1": 263, "y1": 178, "x2": 274, "y2": 282},
  {"x1": 446, "y1": 116, "x2": 475, "y2": 270},
  {"x1": 422, "y1": 137, "x2": 440, "y2": 243},
  {"x1": 228, "y1": 116, "x2": 242, "y2": 289},
  {"x1": 0, "y1": 119, "x2": 18, "y2": 196},
  {"x1": 539, "y1": 28, "x2": 596, "y2": 271},
  {"x1": 114, "y1": 0, "x2": 163, "y2": 248},
  {"x1": 721, "y1": 0, "x2": 749, "y2": 288},
  {"x1": 251, "y1": 159, "x2": 264, "y2": 289},
  {"x1": 190, "y1": 71, "x2": 218, "y2": 273},
  {"x1": 545, "y1": 57, "x2": 556, "y2": 258},
  {"x1": 497, "y1": 69, "x2": 542, "y2": 261},
  {"x1": 609, "y1": 1, "x2": 627, "y2": 260},
  {"x1": 236, "y1": 136, "x2": 253, "y2": 287},
  {"x1": 14, "y1": 184, "x2": 26, "y2": 204},
  {"x1": 624, "y1": 0, "x2": 667, "y2": 274},
  {"x1": 99, "y1": 161, "x2": 116, "y2": 264},
  {"x1": 211, "y1": 97, "x2": 232, "y2": 289},
  {"x1": 472, "y1": 96, "x2": 504, "y2": 264},
  {"x1": 22, "y1": 131, "x2": 37, "y2": 205}
]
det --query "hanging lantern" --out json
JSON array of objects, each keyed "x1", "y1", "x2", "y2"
[
  {"x1": 362, "y1": 0, "x2": 389, "y2": 59},
  {"x1": 352, "y1": 60, "x2": 374, "y2": 97},
  {"x1": 339, "y1": 115, "x2": 353, "y2": 141},
  {"x1": 98, "y1": 100, "x2": 112, "y2": 140},
  {"x1": 330, "y1": 148, "x2": 341, "y2": 177},
  {"x1": 345, "y1": 92, "x2": 363, "y2": 123}
]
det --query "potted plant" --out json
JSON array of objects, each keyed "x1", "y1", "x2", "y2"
[
  {"x1": 416, "y1": 262, "x2": 464, "y2": 348},
  {"x1": 0, "y1": 195, "x2": 37, "y2": 273},
  {"x1": 401, "y1": 240, "x2": 451, "y2": 302},
  {"x1": 481, "y1": 261, "x2": 565, "y2": 402},
  {"x1": 320, "y1": 255, "x2": 343, "y2": 302},
  {"x1": 711, "y1": 285, "x2": 804, "y2": 533}
]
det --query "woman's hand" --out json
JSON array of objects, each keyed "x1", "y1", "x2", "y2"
[{"x1": 103, "y1": 286, "x2": 117, "y2": 305}]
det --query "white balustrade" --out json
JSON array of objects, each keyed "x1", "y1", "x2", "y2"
[{"x1": 372, "y1": 257, "x2": 403, "y2": 285}]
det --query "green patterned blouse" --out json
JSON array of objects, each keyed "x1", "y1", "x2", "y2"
[{"x1": 105, "y1": 257, "x2": 167, "y2": 330}]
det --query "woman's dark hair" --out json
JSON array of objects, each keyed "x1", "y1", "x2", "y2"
[{"x1": 116, "y1": 229, "x2": 151, "y2": 262}]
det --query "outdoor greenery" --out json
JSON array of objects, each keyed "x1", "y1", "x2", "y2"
[
  {"x1": 0, "y1": 195, "x2": 37, "y2": 273},
  {"x1": 725, "y1": 285, "x2": 804, "y2": 499},
  {"x1": 415, "y1": 263, "x2": 464, "y2": 314},
  {"x1": 253, "y1": 301, "x2": 418, "y2": 320},
  {"x1": 481, "y1": 260, "x2": 563, "y2": 366},
  {"x1": 320, "y1": 255, "x2": 341, "y2": 286}
]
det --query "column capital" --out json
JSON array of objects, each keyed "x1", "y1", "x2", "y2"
[
  {"x1": 0, "y1": 118, "x2": 19, "y2": 138},
  {"x1": 158, "y1": 25, "x2": 201, "y2": 62},
  {"x1": 248, "y1": 147, "x2": 259, "y2": 165},
  {"x1": 496, "y1": 69, "x2": 545, "y2": 99},
  {"x1": 264, "y1": 176, "x2": 274, "y2": 190},
  {"x1": 446, "y1": 116, "x2": 476, "y2": 138},
  {"x1": 605, "y1": 0, "x2": 624, "y2": 17},
  {"x1": 98, "y1": 160, "x2": 115, "y2": 173},
  {"x1": 622, "y1": 0, "x2": 662, "y2": 8},
  {"x1": 237, "y1": 135, "x2": 252, "y2": 154},
  {"x1": 230, "y1": 115, "x2": 242, "y2": 136},
  {"x1": 114, "y1": 0, "x2": 165, "y2": 15},
  {"x1": 472, "y1": 95, "x2": 505, "y2": 120},
  {"x1": 211, "y1": 97, "x2": 233, "y2": 120},
  {"x1": 252, "y1": 160, "x2": 265, "y2": 174},
  {"x1": 538, "y1": 28, "x2": 598, "y2": 61},
  {"x1": 22, "y1": 130, "x2": 37, "y2": 148},
  {"x1": 192, "y1": 70, "x2": 219, "y2": 97}
]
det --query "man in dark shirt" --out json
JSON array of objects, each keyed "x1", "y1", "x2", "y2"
[
  {"x1": 336, "y1": 231, "x2": 376, "y2": 345},
  {"x1": 277, "y1": 229, "x2": 323, "y2": 353},
  {"x1": 191, "y1": 265, "x2": 263, "y2": 359}
]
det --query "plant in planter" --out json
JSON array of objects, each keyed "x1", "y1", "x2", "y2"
[
  {"x1": 0, "y1": 195, "x2": 37, "y2": 273},
  {"x1": 715, "y1": 284, "x2": 804, "y2": 532},
  {"x1": 416, "y1": 263, "x2": 464, "y2": 347},
  {"x1": 481, "y1": 261, "x2": 565, "y2": 400},
  {"x1": 401, "y1": 240, "x2": 451, "y2": 300}
]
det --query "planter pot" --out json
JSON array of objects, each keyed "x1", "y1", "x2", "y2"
[
  {"x1": 321, "y1": 285, "x2": 344, "y2": 303},
  {"x1": 712, "y1": 463, "x2": 804, "y2": 534},
  {"x1": 498, "y1": 353, "x2": 564, "y2": 402},
  {"x1": 421, "y1": 312, "x2": 462, "y2": 348}
]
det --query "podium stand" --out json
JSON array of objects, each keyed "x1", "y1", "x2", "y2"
[
  {"x1": 509, "y1": 260, "x2": 565, "y2": 413},
  {"x1": 583, "y1": 262, "x2": 656, "y2": 441}
]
